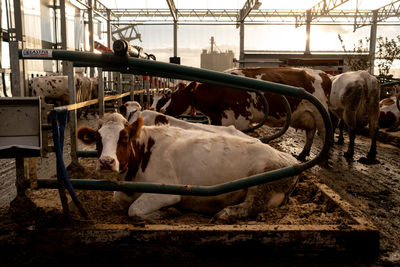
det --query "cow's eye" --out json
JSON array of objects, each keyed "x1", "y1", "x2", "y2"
[{"x1": 120, "y1": 135, "x2": 129, "y2": 143}]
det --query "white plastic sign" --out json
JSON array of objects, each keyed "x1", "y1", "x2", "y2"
[{"x1": 21, "y1": 49, "x2": 53, "y2": 58}]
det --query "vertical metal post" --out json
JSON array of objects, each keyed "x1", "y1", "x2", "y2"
[
  {"x1": 173, "y1": 20, "x2": 178, "y2": 57},
  {"x1": 130, "y1": 75, "x2": 135, "y2": 101},
  {"x1": 88, "y1": 0, "x2": 94, "y2": 77},
  {"x1": 98, "y1": 68, "x2": 104, "y2": 116},
  {"x1": 369, "y1": 10, "x2": 378, "y2": 75},
  {"x1": 140, "y1": 77, "x2": 144, "y2": 106},
  {"x1": 305, "y1": 10, "x2": 311, "y2": 55},
  {"x1": 106, "y1": 9, "x2": 113, "y2": 91},
  {"x1": 60, "y1": 0, "x2": 68, "y2": 75},
  {"x1": 66, "y1": 61, "x2": 78, "y2": 164},
  {"x1": 146, "y1": 77, "x2": 150, "y2": 107},
  {"x1": 10, "y1": 41, "x2": 23, "y2": 96},
  {"x1": 13, "y1": 0, "x2": 23, "y2": 42},
  {"x1": 15, "y1": 157, "x2": 27, "y2": 197},
  {"x1": 0, "y1": 0, "x2": 2, "y2": 69},
  {"x1": 117, "y1": 72, "x2": 122, "y2": 106},
  {"x1": 9, "y1": 0, "x2": 25, "y2": 97},
  {"x1": 239, "y1": 22, "x2": 244, "y2": 67}
]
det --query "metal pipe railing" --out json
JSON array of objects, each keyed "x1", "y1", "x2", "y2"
[
  {"x1": 38, "y1": 166, "x2": 297, "y2": 196},
  {"x1": 20, "y1": 49, "x2": 333, "y2": 196}
]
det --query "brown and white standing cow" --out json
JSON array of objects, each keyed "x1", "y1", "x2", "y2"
[
  {"x1": 152, "y1": 67, "x2": 331, "y2": 162},
  {"x1": 119, "y1": 101, "x2": 258, "y2": 141},
  {"x1": 379, "y1": 94, "x2": 400, "y2": 132},
  {"x1": 77, "y1": 113, "x2": 299, "y2": 222},
  {"x1": 329, "y1": 70, "x2": 380, "y2": 164}
]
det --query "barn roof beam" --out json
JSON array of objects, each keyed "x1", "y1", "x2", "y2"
[
  {"x1": 166, "y1": 0, "x2": 178, "y2": 21},
  {"x1": 106, "y1": 8, "x2": 400, "y2": 26},
  {"x1": 111, "y1": 25, "x2": 142, "y2": 42},
  {"x1": 354, "y1": 0, "x2": 400, "y2": 30},
  {"x1": 295, "y1": 0, "x2": 350, "y2": 27},
  {"x1": 237, "y1": 0, "x2": 262, "y2": 23}
]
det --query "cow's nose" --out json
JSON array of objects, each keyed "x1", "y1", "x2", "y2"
[{"x1": 99, "y1": 156, "x2": 116, "y2": 170}]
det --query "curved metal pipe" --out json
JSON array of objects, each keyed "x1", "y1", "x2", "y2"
[
  {"x1": 21, "y1": 49, "x2": 333, "y2": 196},
  {"x1": 242, "y1": 90, "x2": 269, "y2": 133},
  {"x1": 259, "y1": 95, "x2": 292, "y2": 143}
]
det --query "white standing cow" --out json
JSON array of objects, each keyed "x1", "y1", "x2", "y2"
[{"x1": 329, "y1": 70, "x2": 380, "y2": 164}]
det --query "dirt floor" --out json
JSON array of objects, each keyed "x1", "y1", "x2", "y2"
[
  {"x1": 254, "y1": 126, "x2": 400, "y2": 265},
  {"x1": 1, "y1": 116, "x2": 400, "y2": 265}
]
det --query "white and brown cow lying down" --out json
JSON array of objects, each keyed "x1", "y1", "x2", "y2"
[
  {"x1": 379, "y1": 94, "x2": 400, "y2": 132},
  {"x1": 119, "y1": 101, "x2": 257, "y2": 141},
  {"x1": 151, "y1": 67, "x2": 331, "y2": 162},
  {"x1": 77, "y1": 113, "x2": 299, "y2": 222},
  {"x1": 329, "y1": 70, "x2": 380, "y2": 164}
]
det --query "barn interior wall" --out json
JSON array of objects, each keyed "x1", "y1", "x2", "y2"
[{"x1": 21, "y1": 0, "x2": 84, "y2": 75}]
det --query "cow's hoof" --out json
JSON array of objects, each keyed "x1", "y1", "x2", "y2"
[
  {"x1": 343, "y1": 151, "x2": 354, "y2": 159},
  {"x1": 319, "y1": 158, "x2": 331, "y2": 169},
  {"x1": 358, "y1": 157, "x2": 380, "y2": 165},
  {"x1": 295, "y1": 152, "x2": 308, "y2": 162},
  {"x1": 210, "y1": 211, "x2": 233, "y2": 224},
  {"x1": 335, "y1": 138, "x2": 344, "y2": 145}
]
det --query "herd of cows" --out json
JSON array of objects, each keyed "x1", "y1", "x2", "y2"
[{"x1": 30, "y1": 67, "x2": 400, "y2": 222}]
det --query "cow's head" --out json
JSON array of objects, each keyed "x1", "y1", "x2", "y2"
[
  {"x1": 159, "y1": 82, "x2": 196, "y2": 116},
  {"x1": 119, "y1": 101, "x2": 142, "y2": 122},
  {"x1": 77, "y1": 113, "x2": 143, "y2": 174},
  {"x1": 149, "y1": 91, "x2": 171, "y2": 111}
]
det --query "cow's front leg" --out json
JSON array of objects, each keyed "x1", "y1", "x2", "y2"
[{"x1": 128, "y1": 193, "x2": 181, "y2": 220}]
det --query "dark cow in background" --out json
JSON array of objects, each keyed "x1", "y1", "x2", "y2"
[
  {"x1": 329, "y1": 70, "x2": 380, "y2": 164},
  {"x1": 379, "y1": 94, "x2": 400, "y2": 132},
  {"x1": 151, "y1": 67, "x2": 332, "y2": 162},
  {"x1": 29, "y1": 75, "x2": 98, "y2": 117},
  {"x1": 77, "y1": 113, "x2": 299, "y2": 222}
]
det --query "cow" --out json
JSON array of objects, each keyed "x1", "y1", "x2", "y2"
[
  {"x1": 329, "y1": 70, "x2": 380, "y2": 164},
  {"x1": 77, "y1": 113, "x2": 299, "y2": 222},
  {"x1": 151, "y1": 67, "x2": 331, "y2": 162},
  {"x1": 29, "y1": 75, "x2": 98, "y2": 117},
  {"x1": 149, "y1": 85, "x2": 179, "y2": 112},
  {"x1": 379, "y1": 94, "x2": 400, "y2": 132},
  {"x1": 119, "y1": 101, "x2": 258, "y2": 141}
]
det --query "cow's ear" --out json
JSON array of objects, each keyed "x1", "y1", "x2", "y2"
[
  {"x1": 129, "y1": 116, "x2": 143, "y2": 139},
  {"x1": 77, "y1": 126, "x2": 97, "y2": 145},
  {"x1": 186, "y1": 81, "x2": 198, "y2": 93},
  {"x1": 119, "y1": 104, "x2": 127, "y2": 117}
]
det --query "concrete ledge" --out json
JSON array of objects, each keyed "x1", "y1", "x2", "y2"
[{"x1": 0, "y1": 183, "x2": 379, "y2": 265}]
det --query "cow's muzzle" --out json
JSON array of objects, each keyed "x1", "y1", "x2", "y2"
[{"x1": 98, "y1": 156, "x2": 116, "y2": 172}]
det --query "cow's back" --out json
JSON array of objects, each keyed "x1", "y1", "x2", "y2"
[
  {"x1": 31, "y1": 76, "x2": 69, "y2": 99},
  {"x1": 135, "y1": 125, "x2": 297, "y2": 186},
  {"x1": 226, "y1": 67, "x2": 331, "y2": 131}
]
